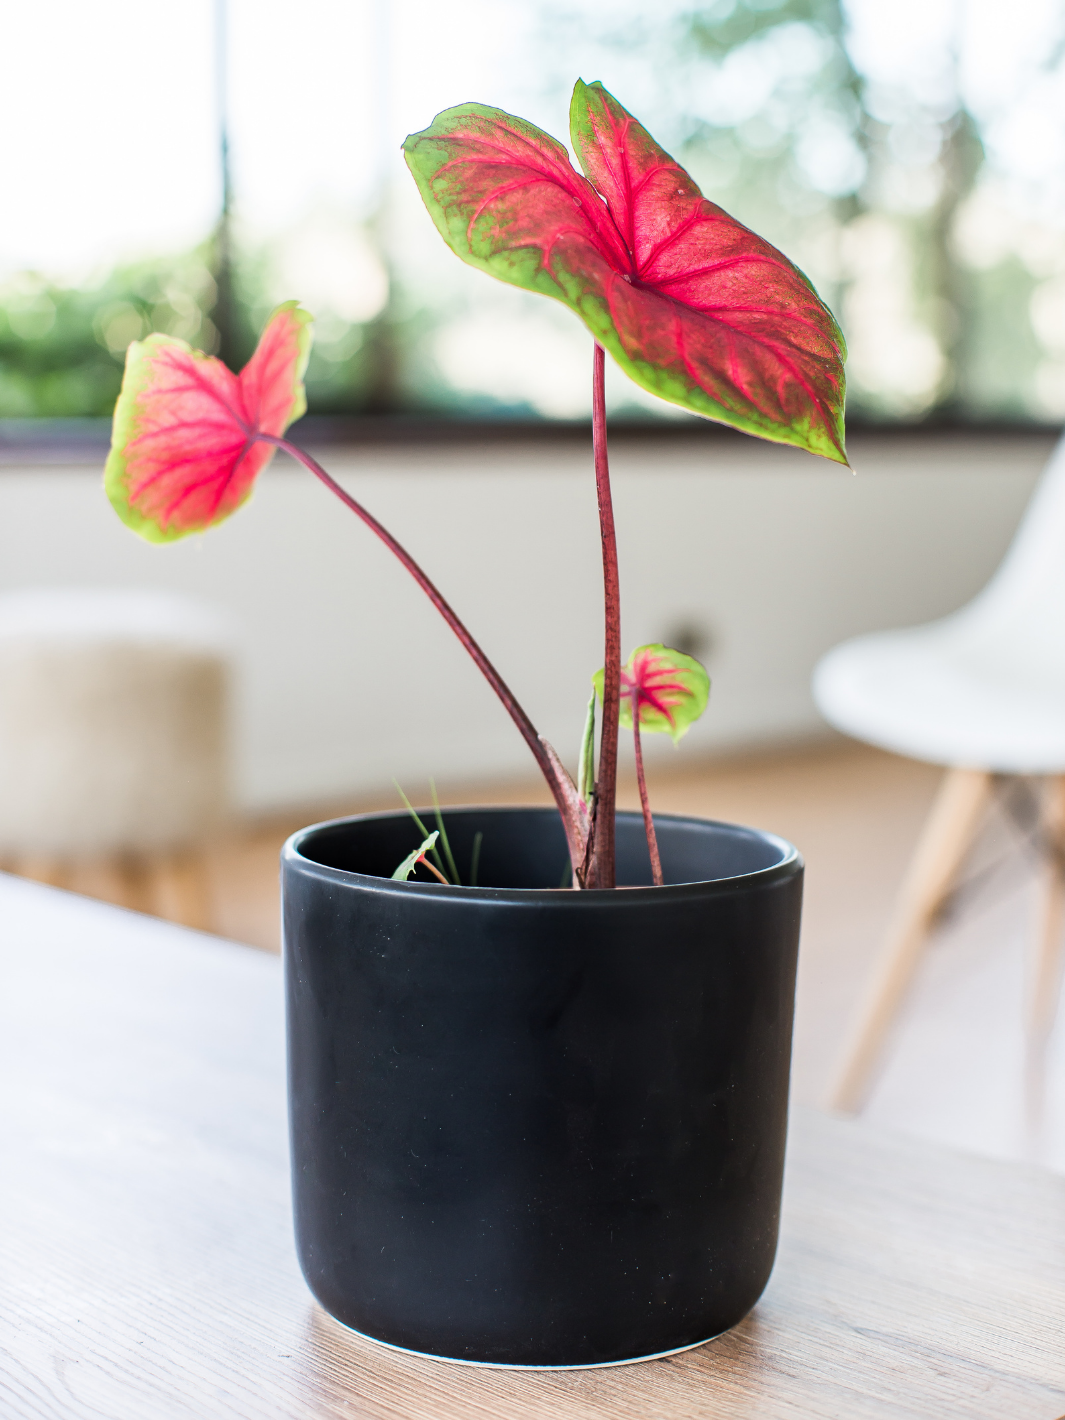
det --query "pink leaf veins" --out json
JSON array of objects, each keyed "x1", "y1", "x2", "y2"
[
  {"x1": 105, "y1": 301, "x2": 312, "y2": 542},
  {"x1": 404, "y1": 80, "x2": 847, "y2": 463}
]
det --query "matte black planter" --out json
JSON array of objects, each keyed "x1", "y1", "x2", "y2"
[{"x1": 282, "y1": 806, "x2": 802, "y2": 1368}]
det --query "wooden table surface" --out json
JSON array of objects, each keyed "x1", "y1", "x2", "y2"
[{"x1": 2, "y1": 873, "x2": 1063, "y2": 1420}]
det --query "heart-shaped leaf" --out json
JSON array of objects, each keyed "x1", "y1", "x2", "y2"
[
  {"x1": 404, "y1": 82, "x2": 846, "y2": 462},
  {"x1": 593, "y1": 644, "x2": 710, "y2": 745},
  {"x1": 105, "y1": 301, "x2": 313, "y2": 543}
]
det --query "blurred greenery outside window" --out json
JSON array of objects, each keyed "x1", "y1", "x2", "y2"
[{"x1": 2, "y1": 0, "x2": 1064, "y2": 428}]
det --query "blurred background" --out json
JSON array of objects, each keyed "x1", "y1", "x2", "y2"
[
  {"x1": 1, "y1": 0, "x2": 1063, "y2": 1165},
  {"x1": 2, "y1": 0, "x2": 1065, "y2": 427}
]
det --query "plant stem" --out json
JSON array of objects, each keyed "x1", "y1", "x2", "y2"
[
  {"x1": 589, "y1": 343, "x2": 620, "y2": 889},
  {"x1": 267, "y1": 436, "x2": 585, "y2": 863},
  {"x1": 632, "y1": 717, "x2": 663, "y2": 886}
]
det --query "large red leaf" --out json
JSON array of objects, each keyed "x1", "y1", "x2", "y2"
[
  {"x1": 404, "y1": 81, "x2": 846, "y2": 462},
  {"x1": 105, "y1": 301, "x2": 313, "y2": 543}
]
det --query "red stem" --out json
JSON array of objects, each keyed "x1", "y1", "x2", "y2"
[
  {"x1": 419, "y1": 857, "x2": 451, "y2": 886},
  {"x1": 632, "y1": 717, "x2": 663, "y2": 886},
  {"x1": 589, "y1": 343, "x2": 620, "y2": 889},
  {"x1": 266, "y1": 436, "x2": 578, "y2": 839}
]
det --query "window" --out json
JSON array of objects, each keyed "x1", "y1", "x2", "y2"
[{"x1": 3, "y1": 0, "x2": 1064, "y2": 424}]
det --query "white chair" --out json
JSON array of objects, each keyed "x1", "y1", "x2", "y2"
[
  {"x1": 0, "y1": 588, "x2": 232, "y2": 930},
  {"x1": 814, "y1": 432, "x2": 1065, "y2": 1112}
]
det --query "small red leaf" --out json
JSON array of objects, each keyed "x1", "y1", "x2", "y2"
[
  {"x1": 405, "y1": 83, "x2": 846, "y2": 462},
  {"x1": 105, "y1": 302, "x2": 313, "y2": 543},
  {"x1": 593, "y1": 644, "x2": 710, "y2": 745}
]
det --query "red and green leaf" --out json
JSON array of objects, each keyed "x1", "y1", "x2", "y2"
[
  {"x1": 404, "y1": 81, "x2": 846, "y2": 463},
  {"x1": 105, "y1": 301, "x2": 313, "y2": 543},
  {"x1": 593, "y1": 644, "x2": 710, "y2": 745}
]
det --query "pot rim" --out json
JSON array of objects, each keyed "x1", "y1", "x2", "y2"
[{"x1": 282, "y1": 804, "x2": 802, "y2": 905}]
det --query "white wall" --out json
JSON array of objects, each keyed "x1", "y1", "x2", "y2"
[{"x1": 0, "y1": 431, "x2": 1052, "y2": 812}]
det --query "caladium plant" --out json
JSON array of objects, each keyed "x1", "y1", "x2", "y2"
[{"x1": 104, "y1": 79, "x2": 845, "y2": 891}]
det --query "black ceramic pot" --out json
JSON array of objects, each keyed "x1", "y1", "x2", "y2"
[{"x1": 282, "y1": 806, "x2": 802, "y2": 1368}]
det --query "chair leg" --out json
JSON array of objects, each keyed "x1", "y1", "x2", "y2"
[
  {"x1": 828, "y1": 766, "x2": 994, "y2": 1115},
  {"x1": 1031, "y1": 775, "x2": 1065, "y2": 1043},
  {"x1": 150, "y1": 852, "x2": 213, "y2": 933}
]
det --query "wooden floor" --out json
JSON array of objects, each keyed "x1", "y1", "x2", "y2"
[{"x1": 13, "y1": 738, "x2": 1065, "y2": 1171}]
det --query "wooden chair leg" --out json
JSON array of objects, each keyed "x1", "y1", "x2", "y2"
[
  {"x1": 1031, "y1": 775, "x2": 1065, "y2": 1043},
  {"x1": 828, "y1": 766, "x2": 994, "y2": 1115},
  {"x1": 150, "y1": 852, "x2": 213, "y2": 933}
]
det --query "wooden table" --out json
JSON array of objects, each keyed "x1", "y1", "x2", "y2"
[{"x1": 2, "y1": 873, "x2": 1063, "y2": 1420}]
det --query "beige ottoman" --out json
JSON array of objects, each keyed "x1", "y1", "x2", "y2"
[{"x1": 0, "y1": 588, "x2": 232, "y2": 929}]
